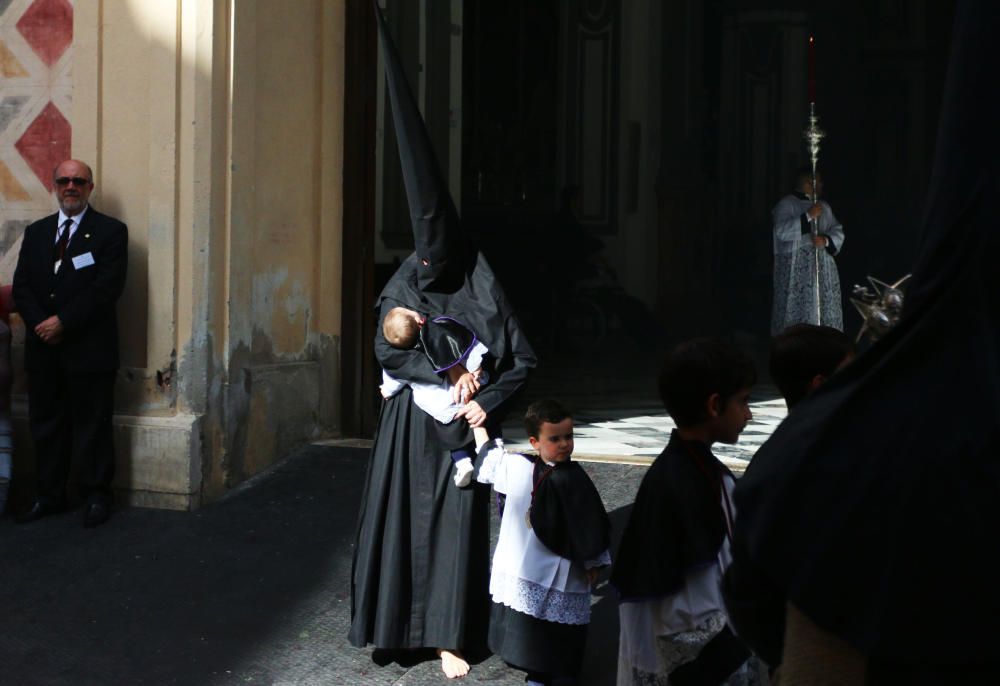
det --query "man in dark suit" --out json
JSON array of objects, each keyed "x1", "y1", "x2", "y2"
[{"x1": 12, "y1": 159, "x2": 128, "y2": 528}]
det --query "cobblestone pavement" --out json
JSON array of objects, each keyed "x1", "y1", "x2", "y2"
[{"x1": 0, "y1": 445, "x2": 650, "y2": 686}]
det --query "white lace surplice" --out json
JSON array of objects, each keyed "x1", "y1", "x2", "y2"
[
  {"x1": 771, "y1": 194, "x2": 844, "y2": 334},
  {"x1": 489, "y1": 452, "x2": 610, "y2": 625}
]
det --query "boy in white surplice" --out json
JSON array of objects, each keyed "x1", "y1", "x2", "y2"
[
  {"x1": 611, "y1": 338, "x2": 764, "y2": 686},
  {"x1": 480, "y1": 399, "x2": 610, "y2": 686}
]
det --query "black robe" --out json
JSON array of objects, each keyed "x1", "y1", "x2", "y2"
[
  {"x1": 348, "y1": 255, "x2": 537, "y2": 651},
  {"x1": 351, "y1": 5, "x2": 537, "y2": 653},
  {"x1": 727, "y1": 1, "x2": 1000, "y2": 674}
]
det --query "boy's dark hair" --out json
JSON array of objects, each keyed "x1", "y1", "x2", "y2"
[
  {"x1": 524, "y1": 398, "x2": 572, "y2": 439},
  {"x1": 658, "y1": 338, "x2": 757, "y2": 427},
  {"x1": 770, "y1": 324, "x2": 854, "y2": 408}
]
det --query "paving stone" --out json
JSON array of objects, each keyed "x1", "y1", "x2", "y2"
[{"x1": 1, "y1": 445, "x2": 652, "y2": 686}]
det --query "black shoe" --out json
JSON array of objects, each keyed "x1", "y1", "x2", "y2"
[
  {"x1": 82, "y1": 500, "x2": 111, "y2": 528},
  {"x1": 15, "y1": 499, "x2": 66, "y2": 524}
]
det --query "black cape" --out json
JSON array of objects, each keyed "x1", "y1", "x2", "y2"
[
  {"x1": 419, "y1": 316, "x2": 479, "y2": 374},
  {"x1": 529, "y1": 460, "x2": 610, "y2": 564},
  {"x1": 729, "y1": 0, "x2": 1000, "y2": 667},
  {"x1": 611, "y1": 431, "x2": 733, "y2": 600}
]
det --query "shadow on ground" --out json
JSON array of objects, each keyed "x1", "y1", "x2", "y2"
[{"x1": 1, "y1": 446, "x2": 649, "y2": 686}]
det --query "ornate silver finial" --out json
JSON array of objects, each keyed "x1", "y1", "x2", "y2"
[
  {"x1": 804, "y1": 103, "x2": 825, "y2": 173},
  {"x1": 850, "y1": 274, "x2": 911, "y2": 341}
]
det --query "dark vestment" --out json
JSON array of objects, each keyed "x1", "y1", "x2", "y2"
[
  {"x1": 726, "y1": 2, "x2": 1000, "y2": 678},
  {"x1": 489, "y1": 603, "x2": 588, "y2": 682},
  {"x1": 612, "y1": 432, "x2": 752, "y2": 685},
  {"x1": 529, "y1": 459, "x2": 611, "y2": 565},
  {"x1": 12, "y1": 208, "x2": 127, "y2": 503},
  {"x1": 611, "y1": 432, "x2": 731, "y2": 601},
  {"x1": 419, "y1": 316, "x2": 479, "y2": 374},
  {"x1": 349, "y1": 254, "x2": 537, "y2": 651}
]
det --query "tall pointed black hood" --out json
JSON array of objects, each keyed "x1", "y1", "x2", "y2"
[{"x1": 375, "y1": 3, "x2": 464, "y2": 291}]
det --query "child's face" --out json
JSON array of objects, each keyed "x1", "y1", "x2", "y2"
[
  {"x1": 713, "y1": 387, "x2": 753, "y2": 445},
  {"x1": 529, "y1": 418, "x2": 574, "y2": 464}
]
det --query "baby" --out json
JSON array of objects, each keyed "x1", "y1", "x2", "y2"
[{"x1": 381, "y1": 306, "x2": 497, "y2": 487}]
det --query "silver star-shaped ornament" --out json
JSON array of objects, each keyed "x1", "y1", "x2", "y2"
[{"x1": 850, "y1": 274, "x2": 911, "y2": 342}]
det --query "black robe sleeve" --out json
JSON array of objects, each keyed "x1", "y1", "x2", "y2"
[{"x1": 471, "y1": 313, "x2": 536, "y2": 416}]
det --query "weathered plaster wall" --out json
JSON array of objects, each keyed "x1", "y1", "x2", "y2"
[
  {"x1": 205, "y1": 0, "x2": 344, "y2": 499},
  {"x1": 2, "y1": 0, "x2": 346, "y2": 510}
]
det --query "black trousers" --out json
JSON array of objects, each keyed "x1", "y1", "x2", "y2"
[{"x1": 28, "y1": 365, "x2": 116, "y2": 503}]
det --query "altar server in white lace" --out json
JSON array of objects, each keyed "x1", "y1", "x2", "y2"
[
  {"x1": 611, "y1": 339, "x2": 765, "y2": 686},
  {"x1": 482, "y1": 399, "x2": 611, "y2": 686}
]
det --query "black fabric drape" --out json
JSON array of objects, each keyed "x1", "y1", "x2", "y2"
[
  {"x1": 349, "y1": 387, "x2": 491, "y2": 650},
  {"x1": 729, "y1": 0, "x2": 1000, "y2": 666}
]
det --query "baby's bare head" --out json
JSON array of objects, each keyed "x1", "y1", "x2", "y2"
[{"x1": 383, "y1": 307, "x2": 425, "y2": 349}]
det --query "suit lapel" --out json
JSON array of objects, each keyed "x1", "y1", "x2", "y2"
[{"x1": 41, "y1": 214, "x2": 59, "y2": 251}]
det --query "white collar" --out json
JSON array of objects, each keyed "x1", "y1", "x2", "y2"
[{"x1": 58, "y1": 206, "x2": 89, "y2": 228}]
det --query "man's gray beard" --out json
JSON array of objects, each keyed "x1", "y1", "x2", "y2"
[{"x1": 59, "y1": 199, "x2": 84, "y2": 214}]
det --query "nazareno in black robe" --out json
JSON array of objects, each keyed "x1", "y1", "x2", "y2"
[
  {"x1": 349, "y1": 4, "x2": 537, "y2": 653},
  {"x1": 348, "y1": 257, "x2": 537, "y2": 654},
  {"x1": 725, "y1": 1, "x2": 1000, "y2": 677}
]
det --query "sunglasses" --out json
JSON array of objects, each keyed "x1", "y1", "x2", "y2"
[{"x1": 54, "y1": 176, "x2": 91, "y2": 187}]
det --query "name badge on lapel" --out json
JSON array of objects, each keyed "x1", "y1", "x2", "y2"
[{"x1": 72, "y1": 252, "x2": 96, "y2": 270}]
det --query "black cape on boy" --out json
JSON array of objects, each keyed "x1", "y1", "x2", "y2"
[{"x1": 349, "y1": 4, "x2": 536, "y2": 654}]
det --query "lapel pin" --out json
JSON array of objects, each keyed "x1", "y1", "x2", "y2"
[{"x1": 84, "y1": 233, "x2": 90, "y2": 238}]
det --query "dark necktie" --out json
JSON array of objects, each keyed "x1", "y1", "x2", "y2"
[{"x1": 55, "y1": 217, "x2": 73, "y2": 270}]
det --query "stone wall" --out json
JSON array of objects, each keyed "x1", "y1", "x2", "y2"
[{"x1": 0, "y1": 0, "x2": 346, "y2": 510}]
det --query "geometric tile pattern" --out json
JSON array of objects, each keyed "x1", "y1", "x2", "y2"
[
  {"x1": 14, "y1": 99, "x2": 70, "y2": 190},
  {"x1": 0, "y1": 0, "x2": 74, "y2": 283},
  {"x1": 503, "y1": 389, "x2": 789, "y2": 470},
  {"x1": 16, "y1": 0, "x2": 72, "y2": 67}
]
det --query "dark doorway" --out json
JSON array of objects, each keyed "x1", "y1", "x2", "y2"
[
  {"x1": 362, "y1": 0, "x2": 957, "y2": 428},
  {"x1": 341, "y1": 0, "x2": 378, "y2": 438}
]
